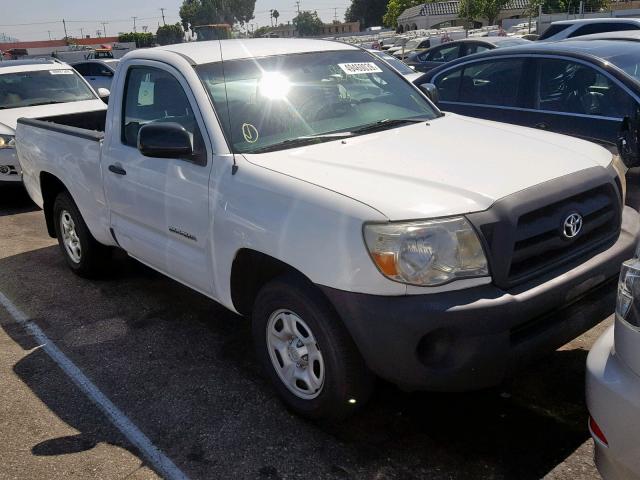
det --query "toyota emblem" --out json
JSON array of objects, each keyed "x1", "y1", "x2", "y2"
[{"x1": 563, "y1": 213, "x2": 583, "y2": 239}]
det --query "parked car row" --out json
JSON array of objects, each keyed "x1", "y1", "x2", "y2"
[
  {"x1": 413, "y1": 32, "x2": 640, "y2": 151},
  {"x1": 3, "y1": 34, "x2": 640, "y2": 480}
]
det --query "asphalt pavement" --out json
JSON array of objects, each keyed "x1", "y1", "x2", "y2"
[{"x1": 0, "y1": 180, "x2": 627, "y2": 480}]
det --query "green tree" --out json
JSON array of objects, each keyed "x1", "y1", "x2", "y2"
[
  {"x1": 156, "y1": 23, "x2": 185, "y2": 45},
  {"x1": 253, "y1": 25, "x2": 274, "y2": 37},
  {"x1": 383, "y1": 0, "x2": 422, "y2": 28},
  {"x1": 118, "y1": 32, "x2": 155, "y2": 47},
  {"x1": 293, "y1": 11, "x2": 324, "y2": 37},
  {"x1": 345, "y1": 0, "x2": 387, "y2": 28},
  {"x1": 272, "y1": 9, "x2": 280, "y2": 24},
  {"x1": 180, "y1": 0, "x2": 256, "y2": 35},
  {"x1": 457, "y1": 0, "x2": 510, "y2": 26},
  {"x1": 458, "y1": 0, "x2": 480, "y2": 28}
]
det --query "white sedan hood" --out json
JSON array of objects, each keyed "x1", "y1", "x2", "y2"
[
  {"x1": 244, "y1": 113, "x2": 613, "y2": 220},
  {"x1": 0, "y1": 99, "x2": 106, "y2": 133}
]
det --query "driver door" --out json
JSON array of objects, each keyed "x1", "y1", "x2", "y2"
[{"x1": 102, "y1": 62, "x2": 215, "y2": 295}]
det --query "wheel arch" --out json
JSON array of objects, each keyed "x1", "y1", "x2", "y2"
[
  {"x1": 40, "y1": 172, "x2": 70, "y2": 238},
  {"x1": 230, "y1": 248, "x2": 315, "y2": 317}
]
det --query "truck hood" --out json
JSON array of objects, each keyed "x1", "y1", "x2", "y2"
[
  {"x1": 0, "y1": 99, "x2": 106, "y2": 133},
  {"x1": 244, "y1": 113, "x2": 613, "y2": 220}
]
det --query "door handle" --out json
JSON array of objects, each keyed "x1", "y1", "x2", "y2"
[
  {"x1": 108, "y1": 164, "x2": 126, "y2": 175},
  {"x1": 535, "y1": 122, "x2": 548, "y2": 130}
]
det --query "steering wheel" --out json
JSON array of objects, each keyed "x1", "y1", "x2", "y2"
[{"x1": 312, "y1": 101, "x2": 354, "y2": 121}]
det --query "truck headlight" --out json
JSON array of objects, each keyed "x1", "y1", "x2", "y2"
[
  {"x1": 364, "y1": 217, "x2": 488, "y2": 286},
  {"x1": 0, "y1": 134, "x2": 15, "y2": 149}
]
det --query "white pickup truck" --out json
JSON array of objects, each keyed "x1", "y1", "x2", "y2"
[{"x1": 16, "y1": 39, "x2": 640, "y2": 419}]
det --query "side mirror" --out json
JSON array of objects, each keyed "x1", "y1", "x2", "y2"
[
  {"x1": 419, "y1": 82, "x2": 440, "y2": 105},
  {"x1": 138, "y1": 122, "x2": 193, "y2": 159},
  {"x1": 618, "y1": 109, "x2": 640, "y2": 168},
  {"x1": 97, "y1": 88, "x2": 110, "y2": 104}
]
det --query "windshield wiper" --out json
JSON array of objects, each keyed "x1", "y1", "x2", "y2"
[
  {"x1": 249, "y1": 132, "x2": 353, "y2": 154},
  {"x1": 348, "y1": 117, "x2": 430, "y2": 136}
]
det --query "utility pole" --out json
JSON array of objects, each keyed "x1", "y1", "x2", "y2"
[
  {"x1": 102, "y1": 21, "x2": 108, "y2": 38},
  {"x1": 47, "y1": 30, "x2": 52, "y2": 41},
  {"x1": 295, "y1": 0, "x2": 300, "y2": 15},
  {"x1": 80, "y1": 27, "x2": 84, "y2": 38},
  {"x1": 334, "y1": 7, "x2": 338, "y2": 21},
  {"x1": 160, "y1": 8, "x2": 167, "y2": 26},
  {"x1": 62, "y1": 19, "x2": 68, "y2": 39},
  {"x1": 132, "y1": 16, "x2": 138, "y2": 33}
]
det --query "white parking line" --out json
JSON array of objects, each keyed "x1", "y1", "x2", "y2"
[{"x1": 0, "y1": 292, "x2": 190, "y2": 480}]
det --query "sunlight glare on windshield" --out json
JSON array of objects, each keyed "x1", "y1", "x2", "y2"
[{"x1": 258, "y1": 71, "x2": 291, "y2": 100}]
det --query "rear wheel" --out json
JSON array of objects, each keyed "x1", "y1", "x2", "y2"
[
  {"x1": 252, "y1": 274, "x2": 373, "y2": 420},
  {"x1": 53, "y1": 191, "x2": 111, "y2": 277}
]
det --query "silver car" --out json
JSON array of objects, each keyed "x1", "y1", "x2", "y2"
[{"x1": 587, "y1": 242, "x2": 640, "y2": 480}]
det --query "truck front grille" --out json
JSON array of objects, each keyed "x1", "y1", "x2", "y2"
[
  {"x1": 508, "y1": 185, "x2": 619, "y2": 282},
  {"x1": 467, "y1": 168, "x2": 622, "y2": 290}
]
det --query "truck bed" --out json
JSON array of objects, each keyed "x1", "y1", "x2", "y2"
[
  {"x1": 16, "y1": 108, "x2": 111, "y2": 246},
  {"x1": 17, "y1": 110, "x2": 106, "y2": 142}
]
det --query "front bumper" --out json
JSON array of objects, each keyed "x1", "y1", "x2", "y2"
[
  {"x1": 322, "y1": 206, "x2": 640, "y2": 392},
  {"x1": 0, "y1": 148, "x2": 22, "y2": 183},
  {"x1": 587, "y1": 325, "x2": 640, "y2": 480}
]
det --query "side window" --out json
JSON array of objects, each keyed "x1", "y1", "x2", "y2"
[
  {"x1": 465, "y1": 43, "x2": 491, "y2": 56},
  {"x1": 418, "y1": 40, "x2": 431, "y2": 49},
  {"x1": 459, "y1": 58, "x2": 525, "y2": 107},
  {"x1": 434, "y1": 68, "x2": 462, "y2": 102},
  {"x1": 424, "y1": 44, "x2": 461, "y2": 62},
  {"x1": 90, "y1": 63, "x2": 113, "y2": 77},
  {"x1": 74, "y1": 63, "x2": 89, "y2": 76},
  {"x1": 569, "y1": 22, "x2": 640, "y2": 37},
  {"x1": 121, "y1": 66, "x2": 205, "y2": 159},
  {"x1": 536, "y1": 58, "x2": 632, "y2": 118}
]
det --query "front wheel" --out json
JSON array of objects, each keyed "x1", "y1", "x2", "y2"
[
  {"x1": 53, "y1": 191, "x2": 111, "y2": 277},
  {"x1": 252, "y1": 274, "x2": 374, "y2": 420}
]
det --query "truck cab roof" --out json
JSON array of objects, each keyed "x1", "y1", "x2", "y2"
[{"x1": 147, "y1": 38, "x2": 359, "y2": 65}]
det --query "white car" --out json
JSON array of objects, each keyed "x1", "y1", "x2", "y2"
[
  {"x1": 538, "y1": 18, "x2": 640, "y2": 42},
  {"x1": 15, "y1": 39, "x2": 639, "y2": 420},
  {"x1": 587, "y1": 248, "x2": 640, "y2": 480},
  {"x1": 71, "y1": 59, "x2": 119, "y2": 92},
  {"x1": 0, "y1": 59, "x2": 108, "y2": 184}
]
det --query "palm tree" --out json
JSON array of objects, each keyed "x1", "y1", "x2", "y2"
[{"x1": 272, "y1": 9, "x2": 280, "y2": 25}]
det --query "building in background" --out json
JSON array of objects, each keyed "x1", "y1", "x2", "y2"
[{"x1": 266, "y1": 21, "x2": 360, "y2": 38}]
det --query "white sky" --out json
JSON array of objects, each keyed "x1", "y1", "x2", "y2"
[{"x1": 0, "y1": 0, "x2": 352, "y2": 41}]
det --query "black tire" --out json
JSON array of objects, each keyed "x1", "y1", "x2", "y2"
[
  {"x1": 53, "y1": 191, "x2": 111, "y2": 277},
  {"x1": 252, "y1": 273, "x2": 374, "y2": 420}
]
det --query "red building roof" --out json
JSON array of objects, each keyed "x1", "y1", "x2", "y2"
[{"x1": 0, "y1": 36, "x2": 120, "y2": 51}]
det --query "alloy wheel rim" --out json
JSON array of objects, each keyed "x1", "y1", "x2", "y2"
[
  {"x1": 60, "y1": 210, "x2": 82, "y2": 263},
  {"x1": 266, "y1": 309, "x2": 325, "y2": 399}
]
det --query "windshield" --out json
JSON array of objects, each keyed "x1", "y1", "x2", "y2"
[
  {"x1": 372, "y1": 51, "x2": 415, "y2": 74},
  {"x1": 197, "y1": 50, "x2": 439, "y2": 154},
  {"x1": 606, "y1": 51, "x2": 640, "y2": 82},
  {"x1": 405, "y1": 39, "x2": 421, "y2": 49},
  {"x1": 0, "y1": 69, "x2": 95, "y2": 109}
]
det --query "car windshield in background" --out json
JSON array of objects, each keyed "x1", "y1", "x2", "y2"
[
  {"x1": 606, "y1": 51, "x2": 640, "y2": 82},
  {"x1": 197, "y1": 50, "x2": 439, "y2": 154},
  {"x1": 0, "y1": 69, "x2": 95, "y2": 109},
  {"x1": 371, "y1": 51, "x2": 415, "y2": 75}
]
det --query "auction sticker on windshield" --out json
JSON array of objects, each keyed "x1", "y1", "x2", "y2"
[
  {"x1": 338, "y1": 63, "x2": 383, "y2": 75},
  {"x1": 49, "y1": 70, "x2": 74, "y2": 75}
]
